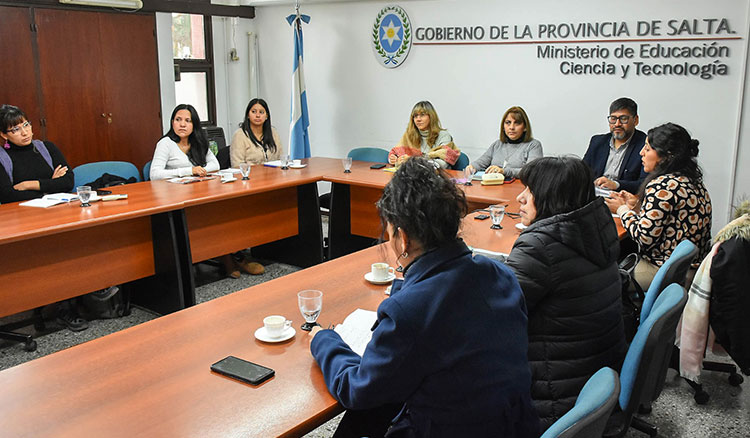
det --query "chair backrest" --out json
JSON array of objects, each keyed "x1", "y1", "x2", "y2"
[
  {"x1": 619, "y1": 284, "x2": 687, "y2": 420},
  {"x1": 73, "y1": 161, "x2": 141, "y2": 187},
  {"x1": 452, "y1": 152, "x2": 470, "y2": 170},
  {"x1": 639, "y1": 240, "x2": 697, "y2": 323},
  {"x1": 347, "y1": 147, "x2": 389, "y2": 163},
  {"x1": 216, "y1": 147, "x2": 231, "y2": 169},
  {"x1": 142, "y1": 160, "x2": 152, "y2": 181},
  {"x1": 541, "y1": 367, "x2": 620, "y2": 438},
  {"x1": 205, "y1": 126, "x2": 227, "y2": 150}
]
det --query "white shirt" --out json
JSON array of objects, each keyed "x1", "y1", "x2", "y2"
[{"x1": 150, "y1": 136, "x2": 220, "y2": 180}]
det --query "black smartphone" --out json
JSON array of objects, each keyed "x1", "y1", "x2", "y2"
[
  {"x1": 474, "y1": 214, "x2": 490, "y2": 220},
  {"x1": 96, "y1": 189, "x2": 112, "y2": 195},
  {"x1": 370, "y1": 163, "x2": 387, "y2": 169},
  {"x1": 211, "y1": 356, "x2": 275, "y2": 385}
]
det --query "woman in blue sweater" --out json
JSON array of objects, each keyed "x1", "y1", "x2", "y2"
[{"x1": 309, "y1": 157, "x2": 539, "y2": 438}]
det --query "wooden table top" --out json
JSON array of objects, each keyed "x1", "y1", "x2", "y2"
[
  {"x1": 0, "y1": 158, "x2": 338, "y2": 246},
  {"x1": 0, "y1": 244, "x2": 398, "y2": 438}
]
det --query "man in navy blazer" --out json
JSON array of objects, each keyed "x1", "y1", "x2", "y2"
[{"x1": 583, "y1": 97, "x2": 647, "y2": 194}]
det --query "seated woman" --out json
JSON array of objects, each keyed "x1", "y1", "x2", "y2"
[
  {"x1": 606, "y1": 123, "x2": 712, "y2": 290},
  {"x1": 465, "y1": 106, "x2": 543, "y2": 178},
  {"x1": 0, "y1": 104, "x2": 86, "y2": 331},
  {"x1": 505, "y1": 156, "x2": 626, "y2": 430},
  {"x1": 149, "y1": 104, "x2": 219, "y2": 181},
  {"x1": 388, "y1": 101, "x2": 460, "y2": 169},
  {"x1": 150, "y1": 105, "x2": 252, "y2": 278},
  {"x1": 230, "y1": 98, "x2": 284, "y2": 167},
  {"x1": 310, "y1": 157, "x2": 539, "y2": 438}
]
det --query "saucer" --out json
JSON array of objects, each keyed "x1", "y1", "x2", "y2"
[
  {"x1": 365, "y1": 272, "x2": 396, "y2": 285},
  {"x1": 288, "y1": 164, "x2": 307, "y2": 169},
  {"x1": 254, "y1": 326, "x2": 296, "y2": 343},
  {"x1": 515, "y1": 223, "x2": 528, "y2": 231}
]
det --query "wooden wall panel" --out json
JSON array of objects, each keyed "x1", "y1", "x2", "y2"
[
  {"x1": 35, "y1": 8, "x2": 109, "y2": 167},
  {"x1": 99, "y1": 13, "x2": 162, "y2": 168},
  {"x1": 0, "y1": 6, "x2": 41, "y2": 134}
]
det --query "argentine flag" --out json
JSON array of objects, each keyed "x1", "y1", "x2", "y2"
[{"x1": 287, "y1": 13, "x2": 311, "y2": 159}]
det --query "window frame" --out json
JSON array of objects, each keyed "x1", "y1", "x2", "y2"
[{"x1": 173, "y1": 14, "x2": 217, "y2": 127}]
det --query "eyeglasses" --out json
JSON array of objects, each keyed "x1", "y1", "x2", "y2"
[
  {"x1": 7, "y1": 121, "x2": 32, "y2": 134},
  {"x1": 607, "y1": 115, "x2": 632, "y2": 124}
]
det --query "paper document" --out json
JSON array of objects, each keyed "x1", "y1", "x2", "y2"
[
  {"x1": 19, "y1": 193, "x2": 77, "y2": 208},
  {"x1": 334, "y1": 308, "x2": 378, "y2": 356},
  {"x1": 595, "y1": 186, "x2": 613, "y2": 197},
  {"x1": 470, "y1": 247, "x2": 509, "y2": 263},
  {"x1": 167, "y1": 176, "x2": 215, "y2": 184},
  {"x1": 263, "y1": 160, "x2": 284, "y2": 167}
]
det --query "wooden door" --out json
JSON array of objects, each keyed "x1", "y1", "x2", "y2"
[
  {"x1": 0, "y1": 7, "x2": 42, "y2": 137},
  {"x1": 99, "y1": 13, "x2": 162, "y2": 168},
  {"x1": 35, "y1": 8, "x2": 109, "y2": 167}
]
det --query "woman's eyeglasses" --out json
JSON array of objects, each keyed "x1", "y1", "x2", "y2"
[{"x1": 7, "y1": 121, "x2": 32, "y2": 135}]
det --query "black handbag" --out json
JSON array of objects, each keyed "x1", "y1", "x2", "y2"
[{"x1": 619, "y1": 253, "x2": 645, "y2": 342}]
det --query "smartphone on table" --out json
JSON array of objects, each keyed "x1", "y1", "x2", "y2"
[{"x1": 211, "y1": 356, "x2": 275, "y2": 385}]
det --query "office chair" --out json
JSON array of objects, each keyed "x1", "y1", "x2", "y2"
[
  {"x1": 0, "y1": 307, "x2": 45, "y2": 352},
  {"x1": 205, "y1": 126, "x2": 227, "y2": 149},
  {"x1": 142, "y1": 160, "x2": 152, "y2": 181},
  {"x1": 452, "y1": 152, "x2": 470, "y2": 170},
  {"x1": 541, "y1": 367, "x2": 620, "y2": 438},
  {"x1": 73, "y1": 161, "x2": 141, "y2": 188},
  {"x1": 604, "y1": 283, "x2": 688, "y2": 438}
]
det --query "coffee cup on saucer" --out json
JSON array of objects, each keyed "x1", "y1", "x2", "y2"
[
  {"x1": 263, "y1": 315, "x2": 292, "y2": 338},
  {"x1": 371, "y1": 262, "x2": 395, "y2": 282}
]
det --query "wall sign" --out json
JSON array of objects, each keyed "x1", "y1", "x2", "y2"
[{"x1": 372, "y1": 5, "x2": 412, "y2": 68}]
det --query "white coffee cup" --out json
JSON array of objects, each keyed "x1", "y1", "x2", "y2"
[
  {"x1": 292, "y1": 159, "x2": 302, "y2": 166},
  {"x1": 371, "y1": 262, "x2": 395, "y2": 282},
  {"x1": 263, "y1": 315, "x2": 292, "y2": 338}
]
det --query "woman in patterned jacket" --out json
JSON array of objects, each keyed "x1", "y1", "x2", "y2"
[{"x1": 606, "y1": 122, "x2": 712, "y2": 290}]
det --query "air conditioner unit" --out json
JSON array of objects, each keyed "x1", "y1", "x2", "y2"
[{"x1": 59, "y1": 0, "x2": 143, "y2": 9}]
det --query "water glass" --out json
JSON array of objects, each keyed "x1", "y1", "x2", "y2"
[
  {"x1": 239, "y1": 162, "x2": 251, "y2": 180},
  {"x1": 298, "y1": 289, "x2": 323, "y2": 331},
  {"x1": 342, "y1": 157, "x2": 353, "y2": 173},
  {"x1": 77, "y1": 185, "x2": 93, "y2": 207},
  {"x1": 489, "y1": 204, "x2": 505, "y2": 229},
  {"x1": 463, "y1": 166, "x2": 475, "y2": 186},
  {"x1": 281, "y1": 154, "x2": 291, "y2": 169}
]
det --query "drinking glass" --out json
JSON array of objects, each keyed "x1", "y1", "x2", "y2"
[
  {"x1": 342, "y1": 157, "x2": 353, "y2": 173},
  {"x1": 489, "y1": 204, "x2": 505, "y2": 229},
  {"x1": 77, "y1": 185, "x2": 93, "y2": 207},
  {"x1": 463, "y1": 166, "x2": 475, "y2": 186},
  {"x1": 298, "y1": 289, "x2": 323, "y2": 331},
  {"x1": 239, "y1": 162, "x2": 251, "y2": 180},
  {"x1": 281, "y1": 154, "x2": 291, "y2": 170}
]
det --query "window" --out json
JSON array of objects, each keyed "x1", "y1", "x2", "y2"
[{"x1": 172, "y1": 13, "x2": 216, "y2": 126}]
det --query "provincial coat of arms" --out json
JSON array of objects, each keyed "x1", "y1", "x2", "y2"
[{"x1": 371, "y1": 5, "x2": 412, "y2": 68}]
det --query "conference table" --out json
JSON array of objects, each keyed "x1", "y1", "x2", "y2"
[
  {"x1": 0, "y1": 243, "x2": 399, "y2": 437},
  {"x1": 0, "y1": 159, "x2": 338, "y2": 318}
]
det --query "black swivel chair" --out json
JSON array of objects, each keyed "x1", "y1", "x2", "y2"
[{"x1": 205, "y1": 127, "x2": 230, "y2": 169}]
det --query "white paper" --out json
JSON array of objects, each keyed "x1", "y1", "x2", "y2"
[
  {"x1": 595, "y1": 186, "x2": 613, "y2": 198},
  {"x1": 44, "y1": 193, "x2": 79, "y2": 202},
  {"x1": 470, "y1": 247, "x2": 509, "y2": 263},
  {"x1": 263, "y1": 160, "x2": 283, "y2": 167},
  {"x1": 334, "y1": 308, "x2": 377, "y2": 357},
  {"x1": 19, "y1": 197, "x2": 64, "y2": 208}
]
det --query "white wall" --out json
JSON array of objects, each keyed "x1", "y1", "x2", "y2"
[{"x1": 249, "y1": 0, "x2": 750, "y2": 229}]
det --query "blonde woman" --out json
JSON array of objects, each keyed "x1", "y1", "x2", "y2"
[{"x1": 388, "y1": 101, "x2": 460, "y2": 169}]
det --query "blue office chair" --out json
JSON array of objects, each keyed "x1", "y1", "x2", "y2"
[
  {"x1": 604, "y1": 283, "x2": 688, "y2": 438},
  {"x1": 142, "y1": 160, "x2": 152, "y2": 181},
  {"x1": 541, "y1": 367, "x2": 620, "y2": 438},
  {"x1": 639, "y1": 240, "x2": 697, "y2": 323},
  {"x1": 347, "y1": 147, "x2": 389, "y2": 163},
  {"x1": 452, "y1": 152, "x2": 470, "y2": 170},
  {"x1": 73, "y1": 161, "x2": 141, "y2": 187}
]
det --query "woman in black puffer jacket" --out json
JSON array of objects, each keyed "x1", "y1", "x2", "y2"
[{"x1": 506, "y1": 156, "x2": 626, "y2": 431}]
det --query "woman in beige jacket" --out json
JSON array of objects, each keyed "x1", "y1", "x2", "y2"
[{"x1": 230, "y1": 98, "x2": 284, "y2": 166}]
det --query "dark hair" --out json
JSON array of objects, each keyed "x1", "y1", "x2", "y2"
[
  {"x1": 164, "y1": 104, "x2": 209, "y2": 167},
  {"x1": 499, "y1": 106, "x2": 533, "y2": 143},
  {"x1": 0, "y1": 104, "x2": 27, "y2": 133},
  {"x1": 518, "y1": 156, "x2": 596, "y2": 223},
  {"x1": 377, "y1": 157, "x2": 467, "y2": 251},
  {"x1": 241, "y1": 98, "x2": 277, "y2": 154},
  {"x1": 637, "y1": 122, "x2": 702, "y2": 202},
  {"x1": 609, "y1": 97, "x2": 638, "y2": 117}
]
